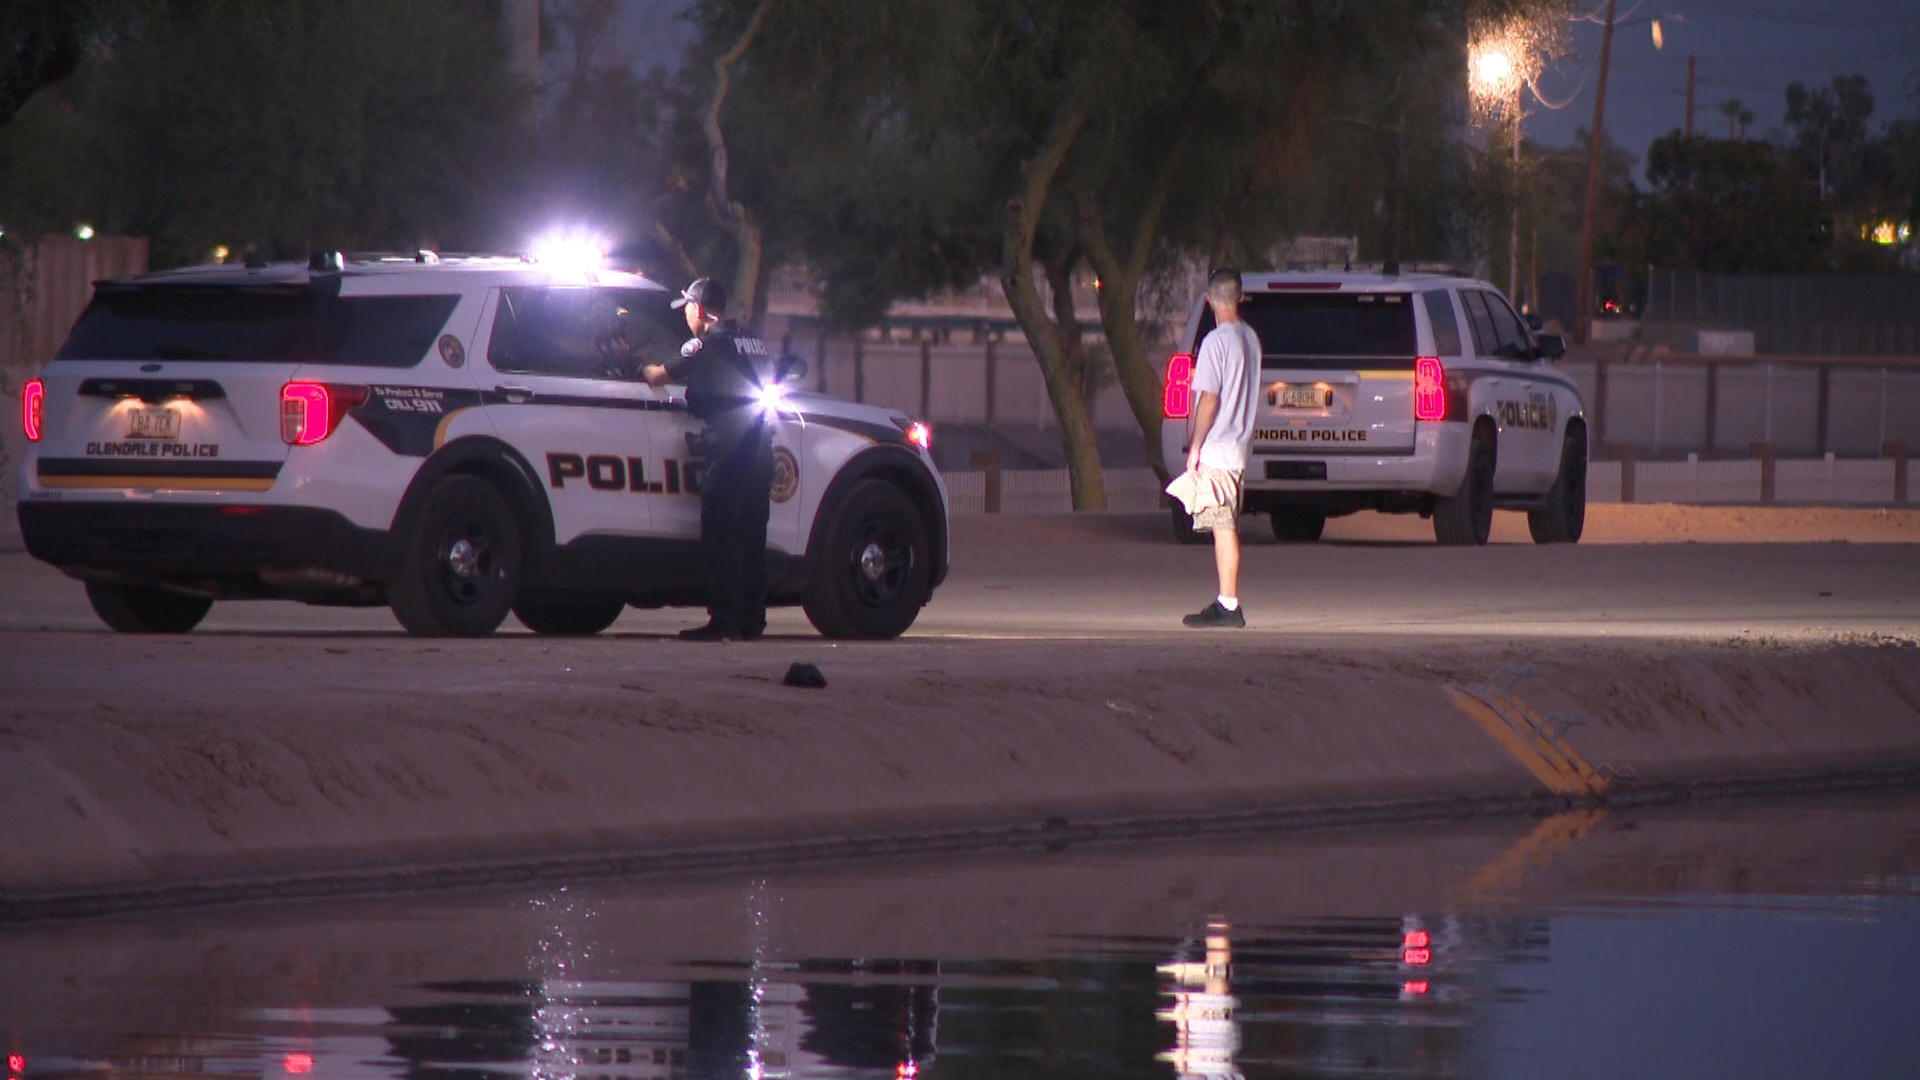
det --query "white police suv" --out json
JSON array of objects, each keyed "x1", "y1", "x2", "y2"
[
  {"x1": 1162, "y1": 269, "x2": 1586, "y2": 546},
  {"x1": 16, "y1": 254, "x2": 948, "y2": 637}
]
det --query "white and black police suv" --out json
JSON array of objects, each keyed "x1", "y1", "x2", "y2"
[
  {"x1": 16, "y1": 254, "x2": 948, "y2": 638},
  {"x1": 1162, "y1": 268, "x2": 1587, "y2": 546}
]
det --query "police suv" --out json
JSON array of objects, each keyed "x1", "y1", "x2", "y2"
[
  {"x1": 1162, "y1": 269, "x2": 1586, "y2": 546},
  {"x1": 16, "y1": 255, "x2": 948, "y2": 637}
]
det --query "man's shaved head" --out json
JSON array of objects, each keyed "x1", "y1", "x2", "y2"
[{"x1": 1207, "y1": 267, "x2": 1242, "y2": 305}]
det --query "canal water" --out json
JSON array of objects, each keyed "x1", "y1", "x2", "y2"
[{"x1": 4, "y1": 793, "x2": 1918, "y2": 1080}]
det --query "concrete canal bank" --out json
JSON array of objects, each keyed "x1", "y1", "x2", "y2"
[{"x1": 3, "y1": 629, "x2": 1918, "y2": 920}]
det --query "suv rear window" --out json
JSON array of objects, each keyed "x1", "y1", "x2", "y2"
[
  {"x1": 57, "y1": 287, "x2": 460, "y2": 368},
  {"x1": 1195, "y1": 292, "x2": 1417, "y2": 369}
]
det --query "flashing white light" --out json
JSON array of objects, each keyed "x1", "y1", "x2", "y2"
[
  {"x1": 75, "y1": 223, "x2": 96, "y2": 241},
  {"x1": 212, "y1": 245, "x2": 230, "y2": 262},
  {"x1": 905, "y1": 421, "x2": 932, "y2": 451},
  {"x1": 528, "y1": 230, "x2": 607, "y2": 272}
]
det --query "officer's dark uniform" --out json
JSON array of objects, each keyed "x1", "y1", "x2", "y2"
[{"x1": 663, "y1": 289, "x2": 775, "y2": 640}]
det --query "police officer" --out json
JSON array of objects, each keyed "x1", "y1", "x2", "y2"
[{"x1": 643, "y1": 278, "x2": 776, "y2": 641}]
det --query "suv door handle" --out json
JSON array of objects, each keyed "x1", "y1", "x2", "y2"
[{"x1": 495, "y1": 385, "x2": 533, "y2": 404}]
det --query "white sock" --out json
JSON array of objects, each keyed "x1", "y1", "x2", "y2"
[{"x1": 1217, "y1": 595, "x2": 1239, "y2": 611}]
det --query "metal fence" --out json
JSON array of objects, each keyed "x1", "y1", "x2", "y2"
[{"x1": 1641, "y1": 268, "x2": 1920, "y2": 356}]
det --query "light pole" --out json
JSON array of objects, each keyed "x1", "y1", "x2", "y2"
[
  {"x1": 1469, "y1": 32, "x2": 1529, "y2": 305},
  {"x1": 1575, "y1": 8, "x2": 1673, "y2": 343}
]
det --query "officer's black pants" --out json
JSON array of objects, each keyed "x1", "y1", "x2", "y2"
[{"x1": 699, "y1": 433, "x2": 775, "y2": 634}]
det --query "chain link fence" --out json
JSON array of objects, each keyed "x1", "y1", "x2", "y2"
[{"x1": 1642, "y1": 268, "x2": 1920, "y2": 356}]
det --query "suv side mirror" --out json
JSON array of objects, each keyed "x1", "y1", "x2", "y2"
[
  {"x1": 1534, "y1": 333, "x2": 1566, "y2": 360},
  {"x1": 775, "y1": 353, "x2": 809, "y2": 384}
]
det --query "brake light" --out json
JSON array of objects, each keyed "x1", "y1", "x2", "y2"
[
  {"x1": 1414, "y1": 357, "x2": 1445, "y2": 422},
  {"x1": 22, "y1": 378, "x2": 43, "y2": 442},
  {"x1": 281, "y1": 382, "x2": 368, "y2": 446},
  {"x1": 1163, "y1": 353, "x2": 1193, "y2": 419}
]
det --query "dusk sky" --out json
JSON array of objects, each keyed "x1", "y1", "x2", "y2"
[{"x1": 1527, "y1": 0, "x2": 1920, "y2": 172}]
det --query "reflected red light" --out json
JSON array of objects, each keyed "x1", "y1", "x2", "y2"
[
  {"x1": 1403, "y1": 980, "x2": 1430, "y2": 995},
  {"x1": 22, "y1": 378, "x2": 43, "y2": 442},
  {"x1": 9, "y1": 1053, "x2": 26, "y2": 1074},
  {"x1": 895, "y1": 1063, "x2": 918, "y2": 1080},
  {"x1": 1163, "y1": 353, "x2": 1193, "y2": 419},
  {"x1": 1402, "y1": 947, "x2": 1432, "y2": 966},
  {"x1": 1402, "y1": 930, "x2": 1431, "y2": 949},
  {"x1": 283, "y1": 1053, "x2": 313, "y2": 1075},
  {"x1": 1414, "y1": 357, "x2": 1445, "y2": 422}
]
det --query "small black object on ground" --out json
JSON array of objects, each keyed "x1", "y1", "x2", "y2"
[{"x1": 783, "y1": 662, "x2": 827, "y2": 689}]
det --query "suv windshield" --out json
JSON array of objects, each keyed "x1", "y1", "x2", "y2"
[
  {"x1": 1196, "y1": 292, "x2": 1417, "y2": 369},
  {"x1": 58, "y1": 286, "x2": 461, "y2": 368}
]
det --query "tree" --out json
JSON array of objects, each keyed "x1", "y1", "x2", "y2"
[
  {"x1": 1786, "y1": 74, "x2": 1874, "y2": 204},
  {"x1": 1630, "y1": 133, "x2": 1824, "y2": 273}
]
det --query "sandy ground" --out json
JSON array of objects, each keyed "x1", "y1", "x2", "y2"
[{"x1": 1, "y1": 504, "x2": 1917, "y2": 913}]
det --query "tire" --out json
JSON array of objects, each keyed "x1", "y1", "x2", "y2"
[
  {"x1": 513, "y1": 591, "x2": 626, "y2": 635},
  {"x1": 85, "y1": 582, "x2": 212, "y2": 634},
  {"x1": 388, "y1": 474, "x2": 523, "y2": 637},
  {"x1": 803, "y1": 480, "x2": 932, "y2": 640},
  {"x1": 1270, "y1": 509, "x2": 1327, "y2": 543},
  {"x1": 1529, "y1": 425, "x2": 1588, "y2": 544},
  {"x1": 1171, "y1": 504, "x2": 1206, "y2": 545},
  {"x1": 1433, "y1": 430, "x2": 1495, "y2": 546}
]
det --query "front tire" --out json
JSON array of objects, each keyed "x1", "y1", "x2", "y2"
[
  {"x1": 513, "y1": 591, "x2": 626, "y2": 635},
  {"x1": 1529, "y1": 425, "x2": 1588, "y2": 544},
  {"x1": 85, "y1": 582, "x2": 212, "y2": 634},
  {"x1": 1270, "y1": 509, "x2": 1327, "y2": 543},
  {"x1": 389, "y1": 475, "x2": 522, "y2": 637},
  {"x1": 803, "y1": 480, "x2": 932, "y2": 640},
  {"x1": 1433, "y1": 431, "x2": 1495, "y2": 546}
]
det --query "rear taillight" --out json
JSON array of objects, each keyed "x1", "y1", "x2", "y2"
[
  {"x1": 281, "y1": 381, "x2": 368, "y2": 446},
  {"x1": 22, "y1": 378, "x2": 43, "y2": 442},
  {"x1": 1414, "y1": 357, "x2": 1445, "y2": 422},
  {"x1": 1163, "y1": 353, "x2": 1194, "y2": 419}
]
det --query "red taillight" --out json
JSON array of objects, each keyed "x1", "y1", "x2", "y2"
[
  {"x1": 8, "y1": 1053, "x2": 26, "y2": 1075},
  {"x1": 282, "y1": 1054, "x2": 313, "y2": 1075},
  {"x1": 1402, "y1": 947, "x2": 1432, "y2": 966},
  {"x1": 1414, "y1": 357, "x2": 1445, "y2": 422},
  {"x1": 281, "y1": 382, "x2": 367, "y2": 446},
  {"x1": 1403, "y1": 929, "x2": 1431, "y2": 949},
  {"x1": 22, "y1": 378, "x2": 43, "y2": 442},
  {"x1": 1163, "y1": 353, "x2": 1193, "y2": 419}
]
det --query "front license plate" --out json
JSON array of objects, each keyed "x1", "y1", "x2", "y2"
[
  {"x1": 128, "y1": 406, "x2": 180, "y2": 440},
  {"x1": 1272, "y1": 385, "x2": 1331, "y2": 409}
]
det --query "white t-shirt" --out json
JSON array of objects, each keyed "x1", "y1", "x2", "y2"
[{"x1": 1190, "y1": 320, "x2": 1262, "y2": 473}]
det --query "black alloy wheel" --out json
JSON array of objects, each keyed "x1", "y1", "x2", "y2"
[
  {"x1": 85, "y1": 581, "x2": 214, "y2": 634},
  {"x1": 389, "y1": 475, "x2": 523, "y2": 637},
  {"x1": 803, "y1": 480, "x2": 932, "y2": 640},
  {"x1": 1529, "y1": 425, "x2": 1588, "y2": 544}
]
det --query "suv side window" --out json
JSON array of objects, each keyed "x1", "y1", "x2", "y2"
[
  {"x1": 1421, "y1": 290, "x2": 1462, "y2": 357},
  {"x1": 489, "y1": 286, "x2": 683, "y2": 380},
  {"x1": 1478, "y1": 290, "x2": 1532, "y2": 360},
  {"x1": 1459, "y1": 289, "x2": 1498, "y2": 357}
]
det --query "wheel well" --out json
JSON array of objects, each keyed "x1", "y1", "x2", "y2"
[
  {"x1": 394, "y1": 439, "x2": 555, "y2": 578},
  {"x1": 1472, "y1": 415, "x2": 1498, "y2": 468}
]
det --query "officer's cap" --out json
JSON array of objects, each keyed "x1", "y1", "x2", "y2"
[{"x1": 671, "y1": 277, "x2": 727, "y2": 314}]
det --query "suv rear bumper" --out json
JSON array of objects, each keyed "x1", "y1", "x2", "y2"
[
  {"x1": 17, "y1": 501, "x2": 397, "y2": 592},
  {"x1": 1163, "y1": 423, "x2": 1470, "y2": 497}
]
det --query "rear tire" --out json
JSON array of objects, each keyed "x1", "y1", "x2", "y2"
[
  {"x1": 1270, "y1": 509, "x2": 1327, "y2": 543},
  {"x1": 1433, "y1": 431, "x2": 1495, "y2": 546},
  {"x1": 1171, "y1": 504, "x2": 1206, "y2": 545},
  {"x1": 513, "y1": 591, "x2": 626, "y2": 635},
  {"x1": 1529, "y1": 425, "x2": 1588, "y2": 544},
  {"x1": 803, "y1": 480, "x2": 932, "y2": 640},
  {"x1": 389, "y1": 475, "x2": 522, "y2": 637},
  {"x1": 85, "y1": 582, "x2": 212, "y2": 634}
]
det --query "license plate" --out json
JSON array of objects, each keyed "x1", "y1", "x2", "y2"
[
  {"x1": 128, "y1": 406, "x2": 180, "y2": 440},
  {"x1": 1272, "y1": 385, "x2": 1331, "y2": 409}
]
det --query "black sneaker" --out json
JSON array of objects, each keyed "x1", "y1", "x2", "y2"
[
  {"x1": 1182, "y1": 601, "x2": 1246, "y2": 629},
  {"x1": 679, "y1": 622, "x2": 741, "y2": 642}
]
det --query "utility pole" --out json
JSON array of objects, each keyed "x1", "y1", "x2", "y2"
[
  {"x1": 1685, "y1": 54, "x2": 1696, "y2": 138},
  {"x1": 1510, "y1": 92, "x2": 1522, "y2": 305},
  {"x1": 1575, "y1": 0, "x2": 1618, "y2": 345}
]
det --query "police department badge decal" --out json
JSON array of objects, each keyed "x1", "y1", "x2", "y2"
[
  {"x1": 770, "y1": 447, "x2": 800, "y2": 503},
  {"x1": 437, "y1": 334, "x2": 466, "y2": 369}
]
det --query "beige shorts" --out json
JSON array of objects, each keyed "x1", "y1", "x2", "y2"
[{"x1": 1190, "y1": 466, "x2": 1244, "y2": 533}]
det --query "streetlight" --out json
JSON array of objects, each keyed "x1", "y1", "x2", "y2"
[{"x1": 1469, "y1": 21, "x2": 1546, "y2": 307}]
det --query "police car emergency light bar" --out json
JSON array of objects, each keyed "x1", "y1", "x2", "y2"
[{"x1": 528, "y1": 229, "x2": 608, "y2": 273}]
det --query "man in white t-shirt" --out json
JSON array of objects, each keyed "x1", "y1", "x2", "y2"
[{"x1": 1179, "y1": 268, "x2": 1261, "y2": 628}]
